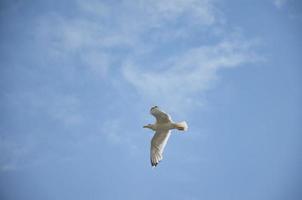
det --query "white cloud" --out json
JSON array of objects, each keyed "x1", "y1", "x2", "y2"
[
  {"x1": 33, "y1": 0, "x2": 260, "y2": 114},
  {"x1": 36, "y1": 15, "x2": 103, "y2": 51},
  {"x1": 77, "y1": 0, "x2": 109, "y2": 17},
  {"x1": 273, "y1": 0, "x2": 287, "y2": 8},
  {"x1": 30, "y1": 0, "x2": 262, "y2": 126},
  {"x1": 136, "y1": 0, "x2": 217, "y2": 26},
  {"x1": 122, "y1": 39, "x2": 261, "y2": 114},
  {"x1": 35, "y1": 0, "x2": 219, "y2": 54}
]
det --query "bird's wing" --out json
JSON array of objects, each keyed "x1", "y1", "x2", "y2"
[
  {"x1": 150, "y1": 130, "x2": 171, "y2": 167},
  {"x1": 150, "y1": 106, "x2": 172, "y2": 123}
]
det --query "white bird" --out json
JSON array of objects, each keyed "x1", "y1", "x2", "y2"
[{"x1": 143, "y1": 106, "x2": 188, "y2": 167}]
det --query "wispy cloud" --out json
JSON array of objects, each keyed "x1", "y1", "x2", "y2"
[
  {"x1": 123, "y1": 39, "x2": 261, "y2": 113},
  {"x1": 35, "y1": 0, "x2": 219, "y2": 52},
  {"x1": 273, "y1": 0, "x2": 287, "y2": 8},
  {"x1": 32, "y1": 0, "x2": 260, "y2": 113}
]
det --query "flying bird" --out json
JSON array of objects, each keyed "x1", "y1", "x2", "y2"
[{"x1": 143, "y1": 106, "x2": 188, "y2": 167}]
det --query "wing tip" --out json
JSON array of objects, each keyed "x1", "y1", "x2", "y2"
[{"x1": 151, "y1": 160, "x2": 161, "y2": 167}]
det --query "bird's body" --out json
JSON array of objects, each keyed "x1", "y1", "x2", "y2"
[
  {"x1": 143, "y1": 106, "x2": 188, "y2": 167},
  {"x1": 146, "y1": 122, "x2": 174, "y2": 131}
]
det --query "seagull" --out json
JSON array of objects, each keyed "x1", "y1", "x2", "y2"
[{"x1": 143, "y1": 106, "x2": 188, "y2": 167}]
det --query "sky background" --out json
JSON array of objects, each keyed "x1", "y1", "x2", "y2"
[{"x1": 0, "y1": 0, "x2": 301, "y2": 199}]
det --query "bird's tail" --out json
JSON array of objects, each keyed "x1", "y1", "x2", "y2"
[{"x1": 174, "y1": 121, "x2": 188, "y2": 132}]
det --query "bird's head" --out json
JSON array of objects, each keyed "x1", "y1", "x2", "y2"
[{"x1": 150, "y1": 106, "x2": 158, "y2": 111}]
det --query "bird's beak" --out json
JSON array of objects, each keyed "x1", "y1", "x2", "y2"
[{"x1": 143, "y1": 125, "x2": 148, "y2": 128}]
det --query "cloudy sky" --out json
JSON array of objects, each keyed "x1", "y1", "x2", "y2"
[{"x1": 0, "y1": 0, "x2": 301, "y2": 199}]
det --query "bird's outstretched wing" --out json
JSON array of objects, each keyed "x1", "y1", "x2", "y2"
[
  {"x1": 150, "y1": 106, "x2": 172, "y2": 123},
  {"x1": 150, "y1": 130, "x2": 171, "y2": 167}
]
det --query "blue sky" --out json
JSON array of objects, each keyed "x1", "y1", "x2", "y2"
[{"x1": 0, "y1": 0, "x2": 301, "y2": 199}]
